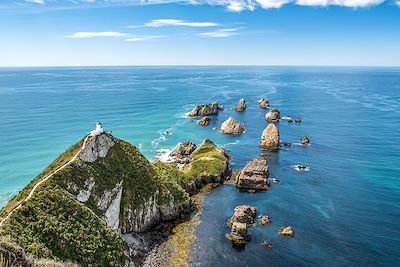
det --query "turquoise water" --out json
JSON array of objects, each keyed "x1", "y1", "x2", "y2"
[{"x1": 0, "y1": 67, "x2": 399, "y2": 265}]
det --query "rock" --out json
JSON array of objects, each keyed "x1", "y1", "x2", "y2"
[
  {"x1": 188, "y1": 102, "x2": 223, "y2": 117},
  {"x1": 271, "y1": 178, "x2": 280, "y2": 183},
  {"x1": 287, "y1": 119, "x2": 293, "y2": 123},
  {"x1": 80, "y1": 133, "x2": 115, "y2": 163},
  {"x1": 260, "y1": 123, "x2": 280, "y2": 150},
  {"x1": 258, "y1": 98, "x2": 270, "y2": 109},
  {"x1": 228, "y1": 205, "x2": 257, "y2": 226},
  {"x1": 279, "y1": 226, "x2": 294, "y2": 237},
  {"x1": 227, "y1": 205, "x2": 257, "y2": 245},
  {"x1": 295, "y1": 117, "x2": 302, "y2": 123},
  {"x1": 197, "y1": 116, "x2": 211, "y2": 126},
  {"x1": 260, "y1": 241, "x2": 272, "y2": 249},
  {"x1": 265, "y1": 108, "x2": 280, "y2": 123},
  {"x1": 235, "y1": 98, "x2": 246, "y2": 112},
  {"x1": 220, "y1": 117, "x2": 246, "y2": 135},
  {"x1": 259, "y1": 215, "x2": 272, "y2": 225},
  {"x1": 283, "y1": 142, "x2": 292, "y2": 148},
  {"x1": 170, "y1": 141, "x2": 197, "y2": 164},
  {"x1": 293, "y1": 165, "x2": 310, "y2": 172},
  {"x1": 236, "y1": 158, "x2": 270, "y2": 190},
  {"x1": 300, "y1": 136, "x2": 310, "y2": 145}
]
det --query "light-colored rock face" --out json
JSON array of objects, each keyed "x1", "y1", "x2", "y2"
[
  {"x1": 105, "y1": 182, "x2": 123, "y2": 231},
  {"x1": 258, "y1": 98, "x2": 270, "y2": 109},
  {"x1": 220, "y1": 117, "x2": 245, "y2": 135},
  {"x1": 235, "y1": 99, "x2": 246, "y2": 112},
  {"x1": 80, "y1": 133, "x2": 115, "y2": 163},
  {"x1": 188, "y1": 102, "x2": 223, "y2": 117},
  {"x1": 96, "y1": 181, "x2": 123, "y2": 211},
  {"x1": 260, "y1": 123, "x2": 280, "y2": 150},
  {"x1": 170, "y1": 142, "x2": 197, "y2": 164},
  {"x1": 236, "y1": 158, "x2": 270, "y2": 190},
  {"x1": 77, "y1": 177, "x2": 95, "y2": 202},
  {"x1": 265, "y1": 108, "x2": 280, "y2": 123}
]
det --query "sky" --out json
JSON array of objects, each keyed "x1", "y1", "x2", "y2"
[{"x1": 0, "y1": 0, "x2": 399, "y2": 66}]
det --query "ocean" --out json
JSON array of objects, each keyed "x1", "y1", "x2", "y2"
[{"x1": 0, "y1": 66, "x2": 399, "y2": 266}]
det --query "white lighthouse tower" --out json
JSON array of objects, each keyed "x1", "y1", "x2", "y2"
[{"x1": 90, "y1": 122, "x2": 104, "y2": 136}]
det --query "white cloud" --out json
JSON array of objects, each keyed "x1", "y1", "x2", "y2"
[
  {"x1": 67, "y1": 31, "x2": 128, "y2": 38},
  {"x1": 125, "y1": 35, "x2": 161, "y2": 41},
  {"x1": 25, "y1": 0, "x2": 45, "y2": 4},
  {"x1": 296, "y1": 0, "x2": 385, "y2": 7},
  {"x1": 199, "y1": 28, "x2": 239, "y2": 37},
  {"x1": 396, "y1": 0, "x2": 400, "y2": 6},
  {"x1": 255, "y1": 0, "x2": 291, "y2": 8},
  {"x1": 145, "y1": 19, "x2": 218, "y2": 27}
]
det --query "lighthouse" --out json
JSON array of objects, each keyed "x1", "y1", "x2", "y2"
[{"x1": 90, "y1": 122, "x2": 104, "y2": 136}]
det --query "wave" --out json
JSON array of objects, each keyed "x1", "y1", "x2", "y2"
[{"x1": 154, "y1": 148, "x2": 175, "y2": 163}]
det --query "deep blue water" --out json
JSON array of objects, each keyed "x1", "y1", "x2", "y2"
[{"x1": 0, "y1": 67, "x2": 399, "y2": 266}]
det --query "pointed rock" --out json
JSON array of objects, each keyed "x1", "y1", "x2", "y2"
[
  {"x1": 235, "y1": 98, "x2": 246, "y2": 112},
  {"x1": 220, "y1": 117, "x2": 245, "y2": 135},
  {"x1": 265, "y1": 108, "x2": 280, "y2": 123},
  {"x1": 260, "y1": 123, "x2": 280, "y2": 150}
]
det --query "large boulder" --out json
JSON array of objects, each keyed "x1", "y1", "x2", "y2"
[
  {"x1": 236, "y1": 158, "x2": 270, "y2": 190},
  {"x1": 170, "y1": 141, "x2": 197, "y2": 164},
  {"x1": 265, "y1": 108, "x2": 280, "y2": 123},
  {"x1": 220, "y1": 117, "x2": 245, "y2": 135},
  {"x1": 258, "y1": 98, "x2": 270, "y2": 109},
  {"x1": 188, "y1": 102, "x2": 223, "y2": 117},
  {"x1": 227, "y1": 205, "x2": 257, "y2": 245},
  {"x1": 235, "y1": 98, "x2": 246, "y2": 112},
  {"x1": 260, "y1": 123, "x2": 280, "y2": 150},
  {"x1": 197, "y1": 116, "x2": 211, "y2": 126}
]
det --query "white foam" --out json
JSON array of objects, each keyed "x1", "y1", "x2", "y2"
[
  {"x1": 155, "y1": 148, "x2": 175, "y2": 163},
  {"x1": 292, "y1": 165, "x2": 310, "y2": 172}
]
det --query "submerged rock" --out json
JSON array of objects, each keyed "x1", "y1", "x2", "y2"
[
  {"x1": 197, "y1": 116, "x2": 211, "y2": 126},
  {"x1": 260, "y1": 241, "x2": 272, "y2": 249},
  {"x1": 220, "y1": 117, "x2": 246, "y2": 135},
  {"x1": 295, "y1": 117, "x2": 302, "y2": 123},
  {"x1": 188, "y1": 102, "x2": 223, "y2": 117},
  {"x1": 260, "y1": 123, "x2": 280, "y2": 150},
  {"x1": 279, "y1": 226, "x2": 295, "y2": 237},
  {"x1": 265, "y1": 108, "x2": 281, "y2": 123},
  {"x1": 300, "y1": 136, "x2": 310, "y2": 145},
  {"x1": 258, "y1": 98, "x2": 270, "y2": 109},
  {"x1": 235, "y1": 98, "x2": 246, "y2": 112},
  {"x1": 170, "y1": 141, "x2": 197, "y2": 164},
  {"x1": 236, "y1": 158, "x2": 270, "y2": 190}
]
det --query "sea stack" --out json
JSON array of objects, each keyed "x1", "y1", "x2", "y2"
[
  {"x1": 235, "y1": 98, "x2": 246, "y2": 112},
  {"x1": 220, "y1": 117, "x2": 246, "y2": 135},
  {"x1": 170, "y1": 141, "x2": 197, "y2": 164},
  {"x1": 188, "y1": 102, "x2": 223, "y2": 117},
  {"x1": 227, "y1": 206, "x2": 257, "y2": 245},
  {"x1": 197, "y1": 116, "x2": 211, "y2": 126},
  {"x1": 260, "y1": 123, "x2": 280, "y2": 150},
  {"x1": 258, "y1": 98, "x2": 270, "y2": 109},
  {"x1": 236, "y1": 158, "x2": 270, "y2": 190},
  {"x1": 265, "y1": 108, "x2": 281, "y2": 123}
]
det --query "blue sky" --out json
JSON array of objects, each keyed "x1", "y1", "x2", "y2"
[{"x1": 0, "y1": 0, "x2": 399, "y2": 66}]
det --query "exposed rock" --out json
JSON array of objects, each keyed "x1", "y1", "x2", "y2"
[
  {"x1": 197, "y1": 116, "x2": 211, "y2": 126},
  {"x1": 227, "y1": 206, "x2": 257, "y2": 245},
  {"x1": 235, "y1": 98, "x2": 246, "y2": 112},
  {"x1": 259, "y1": 215, "x2": 272, "y2": 225},
  {"x1": 170, "y1": 141, "x2": 197, "y2": 164},
  {"x1": 80, "y1": 133, "x2": 115, "y2": 163},
  {"x1": 260, "y1": 241, "x2": 272, "y2": 249},
  {"x1": 260, "y1": 123, "x2": 280, "y2": 150},
  {"x1": 300, "y1": 136, "x2": 310, "y2": 145},
  {"x1": 292, "y1": 165, "x2": 310, "y2": 172},
  {"x1": 279, "y1": 226, "x2": 295, "y2": 237},
  {"x1": 188, "y1": 102, "x2": 223, "y2": 117},
  {"x1": 236, "y1": 158, "x2": 270, "y2": 190},
  {"x1": 258, "y1": 98, "x2": 270, "y2": 109},
  {"x1": 76, "y1": 176, "x2": 95, "y2": 202},
  {"x1": 295, "y1": 117, "x2": 302, "y2": 123},
  {"x1": 265, "y1": 108, "x2": 281, "y2": 123},
  {"x1": 282, "y1": 142, "x2": 292, "y2": 148},
  {"x1": 271, "y1": 178, "x2": 280, "y2": 184},
  {"x1": 287, "y1": 119, "x2": 293, "y2": 123},
  {"x1": 220, "y1": 117, "x2": 245, "y2": 135}
]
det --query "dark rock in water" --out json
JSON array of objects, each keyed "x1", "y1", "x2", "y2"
[
  {"x1": 236, "y1": 158, "x2": 270, "y2": 190},
  {"x1": 265, "y1": 108, "x2": 281, "y2": 123},
  {"x1": 271, "y1": 178, "x2": 280, "y2": 183},
  {"x1": 300, "y1": 136, "x2": 310, "y2": 145},
  {"x1": 293, "y1": 165, "x2": 310, "y2": 172},
  {"x1": 279, "y1": 226, "x2": 295, "y2": 237},
  {"x1": 260, "y1": 241, "x2": 272, "y2": 249},
  {"x1": 283, "y1": 142, "x2": 292, "y2": 148},
  {"x1": 258, "y1": 98, "x2": 270, "y2": 109},
  {"x1": 260, "y1": 123, "x2": 280, "y2": 150},
  {"x1": 220, "y1": 117, "x2": 246, "y2": 135},
  {"x1": 295, "y1": 117, "x2": 302, "y2": 123},
  {"x1": 287, "y1": 119, "x2": 293, "y2": 123},
  {"x1": 227, "y1": 206, "x2": 257, "y2": 246},
  {"x1": 188, "y1": 102, "x2": 223, "y2": 117},
  {"x1": 235, "y1": 98, "x2": 246, "y2": 112},
  {"x1": 170, "y1": 141, "x2": 197, "y2": 164},
  {"x1": 197, "y1": 116, "x2": 211, "y2": 126}
]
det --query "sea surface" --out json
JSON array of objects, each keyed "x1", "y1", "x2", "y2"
[{"x1": 0, "y1": 67, "x2": 399, "y2": 266}]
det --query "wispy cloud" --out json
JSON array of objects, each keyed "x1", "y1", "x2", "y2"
[
  {"x1": 199, "y1": 28, "x2": 239, "y2": 37},
  {"x1": 67, "y1": 31, "x2": 128, "y2": 38},
  {"x1": 125, "y1": 35, "x2": 162, "y2": 41},
  {"x1": 145, "y1": 19, "x2": 218, "y2": 27},
  {"x1": 295, "y1": 0, "x2": 385, "y2": 8},
  {"x1": 24, "y1": 0, "x2": 45, "y2": 4}
]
